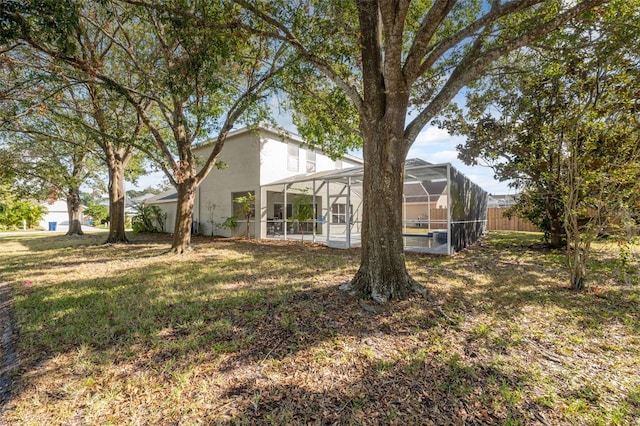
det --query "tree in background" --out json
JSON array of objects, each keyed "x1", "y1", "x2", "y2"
[
  {"x1": 83, "y1": 202, "x2": 108, "y2": 225},
  {"x1": 441, "y1": 0, "x2": 640, "y2": 288},
  {"x1": 8, "y1": 1, "x2": 292, "y2": 253},
  {"x1": 0, "y1": 52, "x2": 104, "y2": 235},
  {"x1": 0, "y1": 187, "x2": 46, "y2": 230},
  {"x1": 2, "y1": 4, "x2": 155, "y2": 243},
  {"x1": 236, "y1": 0, "x2": 610, "y2": 302}
]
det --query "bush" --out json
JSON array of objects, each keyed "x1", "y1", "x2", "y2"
[
  {"x1": 131, "y1": 203, "x2": 166, "y2": 233},
  {"x1": 0, "y1": 198, "x2": 46, "y2": 229}
]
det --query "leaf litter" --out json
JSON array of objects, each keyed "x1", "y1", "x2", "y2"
[{"x1": 0, "y1": 231, "x2": 638, "y2": 425}]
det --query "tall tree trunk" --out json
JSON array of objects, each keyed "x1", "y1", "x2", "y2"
[
  {"x1": 171, "y1": 178, "x2": 197, "y2": 254},
  {"x1": 349, "y1": 121, "x2": 422, "y2": 303},
  {"x1": 346, "y1": 1, "x2": 426, "y2": 303},
  {"x1": 65, "y1": 187, "x2": 84, "y2": 235},
  {"x1": 105, "y1": 158, "x2": 129, "y2": 244}
]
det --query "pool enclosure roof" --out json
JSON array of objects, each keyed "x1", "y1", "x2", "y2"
[
  {"x1": 262, "y1": 158, "x2": 488, "y2": 255},
  {"x1": 266, "y1": 158, "x2": 449, "y2": 187}
]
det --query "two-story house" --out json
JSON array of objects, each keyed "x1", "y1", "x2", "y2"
[
  {"x1": 146, "y1": 126, "x2": 489, "y2": 255},
  {"x1": 145, "y1": 127, "x2": 363, "y2": 240}
]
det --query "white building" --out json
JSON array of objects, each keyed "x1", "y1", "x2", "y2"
[
  {"x1": 146, "y1": 127, "x2": 363, "y2": 239},
  {"x1": 38, "y1": 199, "x2": 73, "y2": 231},
  {"x1": 146, "y1": 127, "x2": 489, "y2": 255}
]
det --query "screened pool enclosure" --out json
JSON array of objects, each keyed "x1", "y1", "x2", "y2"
[{"x1": 259, "y1": 159, "x2": 488, "y2": 255}]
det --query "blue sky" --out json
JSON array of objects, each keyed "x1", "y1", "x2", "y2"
[{"x1": 406, "y1": 125, "x2": 514, "y2": 195}]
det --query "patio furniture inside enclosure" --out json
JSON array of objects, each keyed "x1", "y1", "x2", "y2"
[{"x1": 261, "y1": 159, "x2": 488, "y2": 255}]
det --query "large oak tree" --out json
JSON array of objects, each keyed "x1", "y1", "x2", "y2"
[
  {"x1": 0, "y1": 48, "x2": 103, "y2": 235},
  {"x1": 5, "y1": 0, "x2": 290, "y2": 253},
  {"x1": 234, "y1": 0, "x2": 611, "y2": 302}
]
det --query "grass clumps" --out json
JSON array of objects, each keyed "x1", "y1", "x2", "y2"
[{"x1": 0, "y1": 231, "x2": 638, "y2": 425}]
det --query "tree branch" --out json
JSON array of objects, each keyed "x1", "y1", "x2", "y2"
[{"x1": 404, "y1": 0, "x2": 610, "y2": 151}]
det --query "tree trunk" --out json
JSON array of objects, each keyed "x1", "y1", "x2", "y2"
[
  {"x1": 171, "y1": 178, "x2": 197, "y2": 254},
  {"x1": 567, "y1": 246, "x2": 586, "y2": 290},
  {"x1": 105, "y1": 159, "x2": 129, "y2": 244},
  {"x1": 65, "y1": 187, "x2": 84, "y2": 235},
  {"x1": 349, "y1": 123, "x2": 422, "y2": 303},
  {"x1": 548, "y1": 215, "x2": 565, "y2": 248},
  {"x1": 547, "y1": 200, "x2": 565, "y2": 248}
]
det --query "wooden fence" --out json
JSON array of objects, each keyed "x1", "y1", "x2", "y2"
[
  {"x1": 487, "y1": 207, "x2": 539, "y2": 232},
  {"x1": 406, "y1": 206, "x2": 541, "y2": 232}
]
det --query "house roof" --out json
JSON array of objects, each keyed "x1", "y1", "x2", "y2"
[
  {"x1": 143, "y1": 189, "x2": 179, "y2": 204},
  {"x1": 193, "y1": 126, "x2": 364, "y2": 166}
]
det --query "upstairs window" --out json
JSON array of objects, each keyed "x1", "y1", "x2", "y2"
[
  {"x1": 287, "y1": 143, "x2": 299, "y2": 172},
  {"x1": 306, "y1": 150, "x2": 316, "y2": 173}
]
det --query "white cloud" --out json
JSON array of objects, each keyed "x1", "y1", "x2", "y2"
[
  {"x1": 413, "y1": 126, "x2": 453, "y2": 146},
  {"x1": 427, "y1": 150, "x2": 458, "y2": 164}
]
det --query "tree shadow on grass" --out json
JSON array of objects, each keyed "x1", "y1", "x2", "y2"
[
  {"x1": 216, "y1": 351, "x2": 540, "y2": 425},
  {"x1": 1, "y1": 232, "x2": 638, "y2": 424},
  {"x1": 409, "y1": 233, "x2": 639, "y2": 337}
]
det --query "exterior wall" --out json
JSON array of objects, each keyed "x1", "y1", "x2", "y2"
[
  {"x1": 147, "y1": 127, "x2": 363, "y2": 237},
  {"x1": 153, "y1": 200, "x2": 177, "y2": 234},
  {"x1": 193, "y1": 130, "x2": 262, "y2": 237},
  {"x1": 258, "y1": 130, "x2": 359, "y2": 185},
  {"x1": 39, "y1": 200, "x2": 72, "y2": 229},
  {"x1": 256, "y1": 130, "x2": 361, "y2": 238}
]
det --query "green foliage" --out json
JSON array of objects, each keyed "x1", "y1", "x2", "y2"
[
  {"x1": 221, "y1": 216, "x2": 239, "y2": 232},
  {"x1": 233, "y1": 192, "x2": 255, "y2": 238},
  {"x1": 83, "y1": 203, "x2": 108, "y2": 225},
  {"x1": 0, "y1": 0, "x2": 79, "y2": 52},
  {"x1": 0, "y1": 191, "x2": 45, "y2": 229},
  {"x1": 441, "y1": 1, "x2": 640, "y2": 287},
  {"x1": 290, "y1": 191, "x2": 314, "y2": 237},
  {"x1": 131, "y1": 203, "x2": 166, "y2": 233}
]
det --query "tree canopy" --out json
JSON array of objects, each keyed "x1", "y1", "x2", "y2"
[
  {"x1": 235, "y1": 0, "x2": 611, "y2": 302},
  {"x1": 440, "y1": 0, "x2": 640, "y2": 287}
]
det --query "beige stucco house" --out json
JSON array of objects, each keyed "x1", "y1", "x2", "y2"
[
  {"x1": 147, "y1": 127, "x2": 488, "y2": 254},
  {"x1": 145, "y1": 127, "x2": 363, "y2": 239}
]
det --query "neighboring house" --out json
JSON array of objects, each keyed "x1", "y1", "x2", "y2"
[
  {"x1": 38, "y1": 199, "x2": 86, "y2": 231},
  {"x1": 145, "y1": 127, "x2": 363, "y2": 238}
]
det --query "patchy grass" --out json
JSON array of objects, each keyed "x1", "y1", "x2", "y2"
[{"x1": 0, "y1": 231, "x2": 638, "y2": 425}]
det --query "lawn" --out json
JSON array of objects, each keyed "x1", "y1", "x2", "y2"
[{"x1": 0, "y1": 231, "x2": 638, "y2": 425}]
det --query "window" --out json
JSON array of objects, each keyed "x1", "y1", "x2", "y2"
[
  {"x1": 331, "y1": 203, "x2": 351, "y2": 224},
  {"x1": 232, "y1": 191, "x2": 255, "y2": 219},
  {"x1": 287, "y1": 143, "x2": 299, "y2": 172},
  {"x1": 306, "y1": 150, "x2": 316, "y2": 173},
  {"x1": 273, "y1": 203, "x2": 292, "y2": 220}
]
